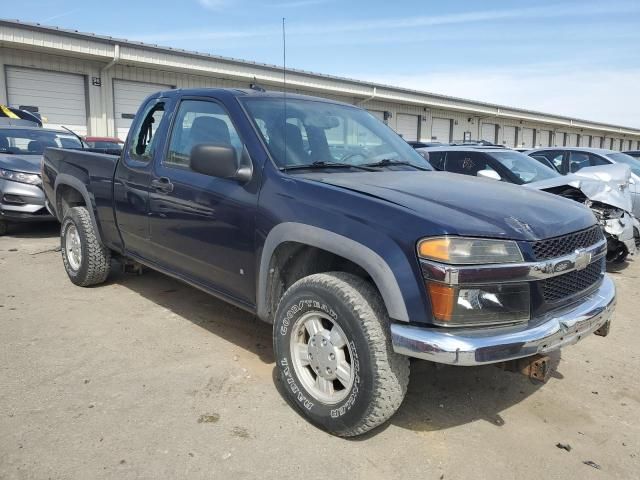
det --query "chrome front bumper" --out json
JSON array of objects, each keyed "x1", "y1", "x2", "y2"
[{"x1": 391, "y1": 275, "x2": 616, "y2": 366}]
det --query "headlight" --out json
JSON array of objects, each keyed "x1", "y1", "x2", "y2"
[
  {"x1": 427, "y1": 282, "x2": 530, "y2": 326},
  {"x1": 417, "y1": 236, "x2": 523, "y2": 264},
  {"x1": 0, "y1": 168, "x2": 41, "y2": 186}
]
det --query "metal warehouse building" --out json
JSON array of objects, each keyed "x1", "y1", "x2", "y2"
[{"x1": 1, "y1": 19, "x2": 640, "y2": 150}]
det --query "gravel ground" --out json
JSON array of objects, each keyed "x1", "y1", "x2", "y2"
[{"x1": 1, "y1": 222, "x2": 639, "y2": 480}]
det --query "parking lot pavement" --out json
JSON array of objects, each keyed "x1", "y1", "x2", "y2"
[{"x1": 1, "y1": 224, "x2": 639, "y2": 480}]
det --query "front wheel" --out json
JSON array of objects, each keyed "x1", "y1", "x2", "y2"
[
  {"x1": 273, "y1": 272, "x2": 410, "y2": 437},
  {"x1": 0, "y1": 221, "x2": 7, "y2": 236},
  {"x1": 61, "y1": 206, "x2": 111, "y2": 286}
]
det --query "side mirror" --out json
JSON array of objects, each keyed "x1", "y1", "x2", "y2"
[
  {"x1": 477, "y1": 169, "x2": 501, "y2": 181},
  {"x1": 190, "y1": 144, "x2": 252, "y2": 183}
]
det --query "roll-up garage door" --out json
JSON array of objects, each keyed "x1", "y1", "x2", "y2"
[
  {"x1": 580, "y1": 135, "x2": 590, "y2": 147},
  {"x1": 431, "y1": 118, "x2": 452, "y2": 143},
  {"x1": 395, "y1": 114, "x2": 419, "y2": 142},
  {"x1": 114, "y1": 80, "x2": 172, "y2": 140},
  {"x1": 566, "y1": 133, "x2": 578, "y2": 147},
  {"x1": 368, "y1": 110, "x2": 385, "y2": 123},
  {"x1": 6, "y1": 66, "x2": 88, "y2": 134},
  {"x1": 481, "y1": 123, "x2": 497, "y2": 143},
  {"x1": 503, "y1": 126, "x2": 516, "y2": 147},
  {"x1": 554, "y1": 132, "x2": 565, "y2": 146},
  {"x1": 539, "y1": 130, "x2": 551, "y2": 147},
  {"x1": 591, "y1": 136, "x2": 602, "y2": 148},
  {"x1": 521, "y1": 128, "x2": 534, "y2": 148}
]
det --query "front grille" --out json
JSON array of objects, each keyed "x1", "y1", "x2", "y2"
[
  {"x1": 541, "y1": 260, "x2": 603, "y2": 302},
  {"x1": 532, "y1": 226, "x2": 603, "y2": 260}
]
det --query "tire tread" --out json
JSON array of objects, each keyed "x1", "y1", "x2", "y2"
[
  {"x1": 278, "y1": 272, "x2": 410, "y2": 437},
  {"x1": 62, "y1": 206, "x2": 111, "y2": 286}
]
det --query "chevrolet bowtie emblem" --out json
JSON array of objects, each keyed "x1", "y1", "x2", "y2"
[{"x1": 574, "y1": 248, "x2": 592, "y2": 271}]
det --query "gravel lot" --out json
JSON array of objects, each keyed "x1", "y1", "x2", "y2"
[{"x1": 1, "y1": 223, "x2": 639, "y2": 480}]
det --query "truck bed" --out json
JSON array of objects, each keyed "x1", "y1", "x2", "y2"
[{"x1": 42, "y1": 147, "x2": 121, "y2": 248}]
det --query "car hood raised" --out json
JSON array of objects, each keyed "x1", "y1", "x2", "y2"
[
  {"x1": 301, "y1": 171, "x2": 595, "y2": 241},
  {"x1": 0, "y1": 154, "x2": 41, "y2": 174}
]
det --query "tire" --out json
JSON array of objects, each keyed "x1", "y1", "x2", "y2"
[
  {"x1": 0, "y1": 221, "x2": 7, "y2": 236},
  {"x1": 61, "y1": 206, "x2": 111, "y2": 286},
  {"x1": 273, "y1": 272, "x2": 410, "y2": 437}
]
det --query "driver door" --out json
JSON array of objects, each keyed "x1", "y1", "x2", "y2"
[{"x1": 147, "y1": 97, "x2": 258, "y2": 305}]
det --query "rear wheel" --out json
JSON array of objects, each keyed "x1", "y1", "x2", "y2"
[
  {"x1": 273, "y1": 272, "x2": 409, "y2": 437},
  {"x1": 61, "y1": 206, "x2": 111, "y2": 286},
  {"x1": 0, "y1": 221, "x2": 7, "y2": 236}
]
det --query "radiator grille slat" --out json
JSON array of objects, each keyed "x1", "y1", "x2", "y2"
[
  {"x1": 532, "y1": 226, "x2": 603, "y2": 261},
  {"x1": 541, "y1": 261, "x2": 603, "y2": 302}
]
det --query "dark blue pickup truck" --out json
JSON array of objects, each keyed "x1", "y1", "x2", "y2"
[{"x1": 42, "y1": 88, "x2": 615, "y2": 436}]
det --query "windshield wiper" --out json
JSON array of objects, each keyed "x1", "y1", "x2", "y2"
[
  {"x1": 280, "y1": 161, "x2": 376, "y2": 172},
  {"x1": 359, "y1": 159, "x2": 430, "y2": 171}
]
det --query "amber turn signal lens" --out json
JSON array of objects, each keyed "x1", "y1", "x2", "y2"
[
  {"x1": 427, "y1": 282, "x2": 455, "y2": 322},
  {"x1": 418, "y1": 238, "x2": 450, "y2": 262}
]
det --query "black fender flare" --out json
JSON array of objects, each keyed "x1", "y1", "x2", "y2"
[
  {"x1": 54, "y1": 173, "x2": 103, "y2": 245},
  {"x1": 257, "y1": 222, "x2": 409, "y2": 323}
]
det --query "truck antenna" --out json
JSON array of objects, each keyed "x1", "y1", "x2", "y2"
[{"x1": 282, "y1": 17, "x2": 288, "y2": 166}]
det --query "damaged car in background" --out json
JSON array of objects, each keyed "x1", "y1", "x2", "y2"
[{"x1": 421, "y1": 146, "x2": 638, "y2": 263}]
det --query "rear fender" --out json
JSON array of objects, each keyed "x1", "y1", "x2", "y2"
[{"x1": 54, "y1": 174, "x2": 103, "y2": 245}]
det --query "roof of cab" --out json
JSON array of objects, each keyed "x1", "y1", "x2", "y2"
[{"x1": 155, "y1": 87, "x2": 354, "y2": 107}]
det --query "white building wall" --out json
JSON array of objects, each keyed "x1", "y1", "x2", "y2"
[
  {"x1": 2, "y1": 38, "x2": 640, "y2": 147},
  {"x1": 1, "y1": 48, "x2": 103, "y2": 134},
  {"x1": 0, "y1": 60, "x2": 6, "y2": 105}
]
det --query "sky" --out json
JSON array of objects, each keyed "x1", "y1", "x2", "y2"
[{"x1": 6, "y1": 0, "x2": 640, "y2": 127}]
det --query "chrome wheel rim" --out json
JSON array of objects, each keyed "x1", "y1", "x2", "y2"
[
  {"x1": 290, "y1": 311, "x2": 354, "y2": 404},
  {"x1": 65, "y1": 224, "x2": 82, "y2": 271}
]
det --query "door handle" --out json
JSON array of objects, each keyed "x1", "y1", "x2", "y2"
[{"x1": 151, "y1": 177, "x2": 174, "y2": 193}]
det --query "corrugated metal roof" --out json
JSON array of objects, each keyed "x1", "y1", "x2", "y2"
[{"x1": 1, "y1": 18, "x2": 639, "y2": 135}]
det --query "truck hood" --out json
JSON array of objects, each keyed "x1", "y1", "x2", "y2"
[
  {"x1": 301, "y1": 171, "x2": 595, "y2": 241},
  {"x1": 0, "y1": 153, "x2": 41, "y2": 174},
  {"x1": 527, "y1": 164, "x2": 633, "y2": 212}
]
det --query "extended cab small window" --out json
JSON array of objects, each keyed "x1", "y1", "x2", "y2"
[
  {"x1": 129, "y1": 101, "x2": 165, "y2": 163},
  {"x1": 166, "y1": 100, "x2": 242, "y2": 169}
]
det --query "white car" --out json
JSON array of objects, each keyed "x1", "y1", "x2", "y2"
[{"x1": 528, "y1": 147, "x2": 640, "y2": 219}]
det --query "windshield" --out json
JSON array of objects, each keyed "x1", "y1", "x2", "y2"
[
  {"x1": 0, "y1": 128, "x2": 82, "y2": 155},
  {"x1": 241, "y1": 97, "x2": 431, "y2": 170},
  {"x1": 488, "y1": 150, "x2": 559, "y2": 184},
  {"x1": 607, "y1": 152, "x2": 640, "y2": 177}
]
